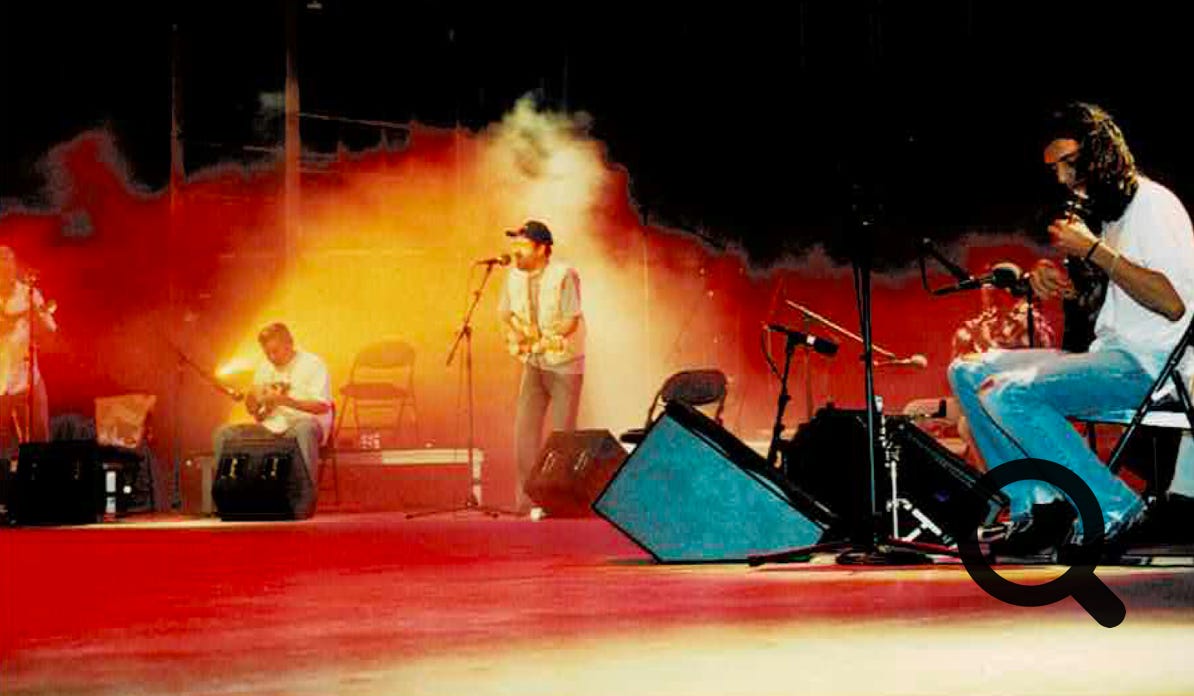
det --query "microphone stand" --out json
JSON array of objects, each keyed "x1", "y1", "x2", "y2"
[
  {"x1": 165, "y1": 339, "x2": 251, "y2": 509},
  {"x1": 785, "y1": 302, "x2": 859, "y2": 427},
  {"x1": 23, "y1": 277, "x2": 38, "y2": 444},
  {"x1": 764, "y1": 330, "x2": 804, "y2": 468},
  {"x1": 785, "y1": 299, "x2": 921, "y2": 436},
  {"x1": 407, "y1": 261, "x2": 518, "y2": 519},
  {"x1": 1026, "y1": 285, "x2": 1037, "y2": 349},
  {"x1": 18, "y1": 274, "x2": 56, "y2": 445},
  {"x1": 801, "y1": 311, "x2": 814, "y2": 423},
  {"x1": 762, "y1": 324, "x2": 839, "y2": 467},
  {"x1": 166, "y1": 342, "x2": 248, "y2": 403},
  {"x1": 919, "y1": 239, "x2": 980, "y2": 298},
  {"x1": 785, "y1": 300, "x2": 901, "y2": 361},
  {"x1": 752, "y1": 216, "x2": 956, "y2": 567}
]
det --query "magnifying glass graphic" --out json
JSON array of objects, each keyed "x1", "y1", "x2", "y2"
[{"x1": 958, "y1": 458, "x2": 1126, "y2": 628}]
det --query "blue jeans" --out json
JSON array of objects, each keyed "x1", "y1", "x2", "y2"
[{"x1": 948, "y1": 348, "x2": 1147, "y2": 535}]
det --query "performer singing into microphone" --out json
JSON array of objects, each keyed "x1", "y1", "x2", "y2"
[
  {"x1": 0, "y1": 246, "x2": 56, "y2": 452},
  {"x1": 498, "y1": 221, "x2": 585, "y2": 515},
  {"x1": 949, "y1": 103, "x2": 1194, "y2": 557}
]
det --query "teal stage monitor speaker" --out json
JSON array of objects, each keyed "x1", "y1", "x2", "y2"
[{"x1": 594, "y1": 402, "x2": 836, "y2": 563}]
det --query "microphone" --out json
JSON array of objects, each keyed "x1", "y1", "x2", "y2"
[
  {"x1": 969, "y1": 262, "x2": 1031, "y2": 296},
  {"x1": 986, "y1": 262, "x2": 1027, "y2": 289},
  {"x1": 764, "y1": 323, "x2": 839, "y2": 356},
  {"x1": 939, "y1": 276, "x2": 984, "y2": 294},
  {"x1": 475, "y1": 254, "x2": 512, "y2": 267},
  {"x1": 874, "y1": 354, "x2": 928, "y2": 369},
  {"x1": 932, "y1": 261, "x2": 1030, "y2": 297}
]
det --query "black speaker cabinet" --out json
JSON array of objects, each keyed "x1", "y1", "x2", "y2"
[
  {"x1": 212, "y1": 435, "x2": 314, "y2": 521},
  {"x1": 782, "y1": 406, "x2": 1008, "y2": 546},
  {"x1": 8, "y1": 441, "x2": 141, "y2": 525},
  {"x1": 594, "y1": 402, "x2": 836, "y2": 563},
  {"x1": 527, "y1": 430, "x2": 627, "y2": 517}
]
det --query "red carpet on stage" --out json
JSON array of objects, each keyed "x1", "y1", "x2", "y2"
[{"x1": 3, "y1": 513, "x2": 1194, "y2": 695}]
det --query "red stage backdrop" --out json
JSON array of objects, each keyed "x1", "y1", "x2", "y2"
[{"x1": 0, "y1": 100, "x2": 1062, "y2": 508}]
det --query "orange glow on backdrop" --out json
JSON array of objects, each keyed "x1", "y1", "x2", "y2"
[{"x1": 216, "y1": 98, "x2": 693, "y2": 441}]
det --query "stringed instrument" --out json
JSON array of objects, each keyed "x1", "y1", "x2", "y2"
[
  {"x1": 506, "y1": 315, "x2": 573, "y2": 364},
  {"x1": 248, "y1": 381, "x2": 291, "y2": 421},
  {"x1": 1056, "y1": 195, "x2": 1109, "y2": 353}
]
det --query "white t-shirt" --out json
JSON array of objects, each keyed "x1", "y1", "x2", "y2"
[
  {"x1": 253, "y1": 348, "x2": 334, "y2": 442},
  {"x1": 1091, "y1": 178, "x2": 1194, "y2": 383}
]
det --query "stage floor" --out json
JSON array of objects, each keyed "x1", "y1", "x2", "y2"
[{"x1": 3, "y1": 513, "x2": 1194, "y2": 695}]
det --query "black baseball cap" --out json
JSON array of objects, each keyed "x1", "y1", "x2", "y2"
[{"x1": 505, "y1": 220, "x2": 553, "y2": 245}]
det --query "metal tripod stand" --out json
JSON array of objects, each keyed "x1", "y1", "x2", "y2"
[{"x1": 407, "y1": 261, "x2": 518, "y2": 519}]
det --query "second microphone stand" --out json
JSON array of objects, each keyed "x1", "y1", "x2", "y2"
[
  {"x1": 763, "y1": 327, "x2": 832, "y2": 468},
  {"x1": 14, "y1": 273, "x2": 58, "y2": 447},
  {"x1": 407, "y1": 261, "x2": 518, "y2": 519}
]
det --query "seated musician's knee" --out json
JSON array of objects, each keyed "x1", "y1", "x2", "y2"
[
  {"x1": 290, "y1": 418, "x2": 322, "y2": 442},
  {"x1": 977, "y1": 370, "x2": 1036, "y2": 411}
]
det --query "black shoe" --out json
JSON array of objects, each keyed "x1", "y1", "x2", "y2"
[{"x1": 982, "y1": 500, "x2": 1077, "y2": 560}]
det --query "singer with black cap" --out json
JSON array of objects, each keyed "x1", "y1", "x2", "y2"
[
  {"x1": 497, "y1": 220, "x2": 585, "y2": 515},
  {"x1": 948, "y1": 103, "x2": 1194, "y2": 559}
]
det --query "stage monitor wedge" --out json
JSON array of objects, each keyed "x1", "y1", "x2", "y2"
[
  {"x1": 527, "y1": 429, "x2": 626, "y2": 517},
  {"x1": 212, "y1": 435, "x2": 314, "y2": 521},
  {"x1": 594, "y1": 402, "x2": 835, "y2": 563}
]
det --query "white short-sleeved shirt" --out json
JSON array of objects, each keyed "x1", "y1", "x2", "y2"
[
  {"x1": 1091, "y1": 178, "x2": 1194, "y2": 383},
  {"x1": 254, "y1": 348, "x2": 333, "y2": 441}
]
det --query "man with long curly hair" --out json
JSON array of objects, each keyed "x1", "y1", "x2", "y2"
[{"x1": 948, "y1": 103, "x2": 1194, "y2": 557}]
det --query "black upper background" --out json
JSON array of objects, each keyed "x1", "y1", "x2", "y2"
[{"x1": 2, "y1": 1, "x2": 1191, "y2": 267}]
